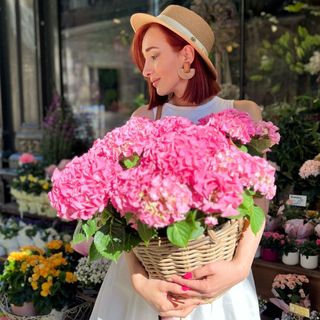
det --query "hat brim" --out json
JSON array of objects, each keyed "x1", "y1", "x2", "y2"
[{"x1": 130, "y1": 13, "x2": 218, "y2": 80}]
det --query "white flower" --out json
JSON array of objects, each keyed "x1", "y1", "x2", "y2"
[
  {"x1": 75, "y1": 256, "x2": 111, "y2": 287},
  {"x1": 305, "y1": 51, "x2": 320, "y2": 75}
]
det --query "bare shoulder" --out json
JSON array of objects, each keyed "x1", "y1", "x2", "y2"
[
  {"x1": 234, "y1": 99, "x2": 262, "y2": 121},
  {"x1": 131, "y1": 104, "x2": 154, "y2": 120}
]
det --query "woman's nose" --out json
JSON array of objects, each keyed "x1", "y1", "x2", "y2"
[{"x1": 142, "y1": 61, "x2": 152, "y2": 78}]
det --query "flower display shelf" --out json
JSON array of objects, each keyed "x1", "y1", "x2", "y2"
[
  {"x1": 10, "y1": 189, "x2": 56, "y2": 218},
  {"x1": 0, "y1": 295, "x2": 92, "y2": 320}
]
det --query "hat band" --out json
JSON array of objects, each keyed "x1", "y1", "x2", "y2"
[{"x1": 157, "y1": 14, "x2": 208, "y2": 56}]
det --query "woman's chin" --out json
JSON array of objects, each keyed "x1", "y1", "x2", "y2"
[{"x1": 156, "y1": 87, "x2": 169, "y2": 96}]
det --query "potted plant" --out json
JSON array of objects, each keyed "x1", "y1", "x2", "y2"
[
  {"x1": 270, "y1": 273, "x2": 310, "y2": 318},
  {"x1": 0, "y1": 241, "x2": 79, "y2": 316},
  {"x1": 280, "y1": 237, "x2": 299, "y2": 266},
  {"x1": 75, "y1": 256, "x2": 111, "y2": 298},
  {"x1": 10, "y1": 153, "x2": 54, "y2": 217},
  {"x1": 298, "y1": 239, "x2": 320, "y2": 269},
  {"x1": 260, "y1": 231, "x2": 285, "y2": 261}
]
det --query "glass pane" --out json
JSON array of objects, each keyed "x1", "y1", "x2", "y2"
[
  {"x1": 59, "y1": 0, "x2": 242, "y2": 138},
  {"x1": 245, "y1": 1, "x2": 320, "y2": 105},
  {"x1": 191, "y1": 0, "x2": 241, "y2": 100}
]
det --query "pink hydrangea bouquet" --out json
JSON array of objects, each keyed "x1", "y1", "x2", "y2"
[{"x1": 48, "y1": 109, "x2": 279, "y2": 261}]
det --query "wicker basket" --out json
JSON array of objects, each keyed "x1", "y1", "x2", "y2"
[{"x1": 133, "y1": 219, "x2": 244, "y2": 280}]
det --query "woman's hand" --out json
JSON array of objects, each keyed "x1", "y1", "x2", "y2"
[
  {"x1": 169, "y1": 258, "x2": 250, "y2": 301},
  {"x1": 125, "y1": 252, "x2": 201, "y2": 317},
  {"x1": 132, "y1": 272, "x2": 202, "y2": 317}
]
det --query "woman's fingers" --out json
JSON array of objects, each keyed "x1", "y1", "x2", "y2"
[{"x1": 159, "y1": 304, "x2": 198, "y2": 318}]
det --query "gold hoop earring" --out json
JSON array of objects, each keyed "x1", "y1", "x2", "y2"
[{"x1": 178, "y1": 62, "x2": 195, "y2": 80}]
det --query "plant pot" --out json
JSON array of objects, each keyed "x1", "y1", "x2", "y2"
[
  {"x1": 300, "y1": 254, "x2": 319, "y2": 269},
  {"x1": 261, "y1": 248, "x2": 279, "y2": 262},
  {"x1": 10, "y1": 302, "x2": 36, "y2": 316},
  {"x1": 282, "y1": 251, "x2": 299, "y2": 266}
]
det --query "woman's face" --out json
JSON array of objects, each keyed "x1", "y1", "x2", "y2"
[{"x1": 141, "y1": 25, "x2": 187, "y2": 98}]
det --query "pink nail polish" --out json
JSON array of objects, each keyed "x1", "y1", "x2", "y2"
[
  {"x1": 183, "y1": 272, "x2": 192, "y2": 279},
  {"x1": 181, "y1": 285, "x2": 190, "y2": 291}
]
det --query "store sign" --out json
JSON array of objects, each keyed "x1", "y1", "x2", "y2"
[{"x1": 288, "y1": 194, "x2": 307, "y2": 207}]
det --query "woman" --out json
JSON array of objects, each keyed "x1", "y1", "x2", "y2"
[{"x1": 90, "y1": 5, "x2": 266, "y2": 320}]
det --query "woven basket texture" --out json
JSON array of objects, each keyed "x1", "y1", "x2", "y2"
[{"x1": 133, "y1": 219, "x2": 244, "y2": 280}]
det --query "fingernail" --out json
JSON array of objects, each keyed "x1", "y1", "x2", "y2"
[
  {"x1": 181, "y1": 285, "x2": 190, "y2": 291},
  {"x1": 183, "y1": 272, "x2": 192, "y2": 279}
]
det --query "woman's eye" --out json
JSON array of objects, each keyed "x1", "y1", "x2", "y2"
[{"x1": 151, "y1": 55, "x2": 158, "y2": 61}]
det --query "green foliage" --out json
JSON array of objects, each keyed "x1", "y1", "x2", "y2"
[
  {"x1": 249, "y1": 12, "x2": 320, "y2": 101},
  {"x1": 73, "y1": 189, "x2": 262, "y2": 261},
  {"x1": 264, "y1": 96, "x2": 320, "y2": 202},
  {"x1": 232, "y1": 190, "x2": 265, "y2": 235},
  {"x1": 298, "y1": 240, "x2": 320, "y2": 257},
  {"x1": 0, "y1": 259, "x2": 34, "y2": 306},
  {"x1": 282, "y1": 205, "x2": 306, "y2": 220},
  {"x1": 280, "y1": 237, "x2": 298, "y2": 255}
]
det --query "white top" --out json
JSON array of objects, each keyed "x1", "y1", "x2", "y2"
[{"x1": 152, "y1": 95, "x2": 234, "y2": 123}]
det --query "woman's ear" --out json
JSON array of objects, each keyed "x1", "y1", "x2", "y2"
[{"x1": 180, "y1": 45, "x2": 195, "y2": 64}]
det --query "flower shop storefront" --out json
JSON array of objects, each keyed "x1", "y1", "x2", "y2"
[{"x1": 0, "y1": 0, "x2": 320, "y2": 320}]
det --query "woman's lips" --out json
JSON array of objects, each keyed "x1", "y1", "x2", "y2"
[{"x1": 152, "y1": 79, "x2": 160, "y2": 87}]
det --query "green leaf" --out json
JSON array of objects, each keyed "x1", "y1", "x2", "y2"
[
  {"x1": 89, "y1": 241, "x2": 104, "y2": 261},
  {"x1": 93, "y1": 231, "x2": 122, "y2": 261},
  {"x1": 72, "y1": 232, "x2": 86, "y2": 245},
  {"x1": 247, "y1": 137, "x2": 272, "y2": 155},
  {"x1": 249, "y1": 205, "x2": 265, "y2": 235},
  {"x1": 239, "y1": 145, "x2": 248, "y2": 153},
  {"x1": 285, "y1": 2, "x2": 306, "y2": 13},
  {"x1": 190, "y1": 221, "x2": 205, "y2": 240},
  {"x1": 120, "y1": 153, "x2": 140, "y2": 169},
  {"x1": 137, "y1": 221, "x2": 157, "y2": 244},
  {"x1": 82, "y1": 219, "x2": 98, "y2": 239},
  {"x1": 167, "y1": 220, "x2": 195, "y2": 247}
]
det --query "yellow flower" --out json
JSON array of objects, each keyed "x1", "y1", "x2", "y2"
[
  {"x1": 32, "y1": 273, "x2": 40, "y2": 281},
  {"x1": 19, "y1": 176, "x2": 27, "y2": 182},
  {"x1": 27, "y1": 174, "x2": 38, "y2": 183},
  {"x1": 65, "y1": 272, "x2": 77, "y2": 283},
  {"x1": 46, "y1": 240, "x2": 63, "y2": 250},
  {"x1": 40, "y1": 280, "x2": 52, "y2": 297},
  {"x1": 31, "y1": 281, "x2": 38, "y2": 290},
  {"x1": 8, "y1": 251, "x2": 28, "y2": 262},
  {"x1": 64, "y1": 243, "x2": 74, "y2": 253},
  {"x1": 42, "y1": 182, "x2": 49, "y2": 190},
  {"x1": 20, "y1": 262, "x2": 29, "y2": 273},
  {"x1": 20, "y1": 246, "x2": 45, "y2": 255}
]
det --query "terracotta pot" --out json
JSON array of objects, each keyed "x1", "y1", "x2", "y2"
[
  {"x1": 300, "y1": 254, "x2": 319, "y2": 269},
  {"x1": 11, "y1": 302, "x2": 36, "y2": 316},
  {"x1": 261, "y1": 248, "x2": 279, "y2": 262},
  {"x1": 282, "y1": 251, "x2": 299, "y2": 265}
]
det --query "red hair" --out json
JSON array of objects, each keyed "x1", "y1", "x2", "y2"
[{"x1": 131, "y1": 23, "x2": 220, "y2": 109}]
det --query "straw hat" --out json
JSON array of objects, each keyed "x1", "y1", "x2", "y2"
[{"x1": 130, "y1": 5, "x2": 217, "y2": 79}]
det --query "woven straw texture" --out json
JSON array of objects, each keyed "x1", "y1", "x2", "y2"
[{"x1": 133, "y1": 219, "x2": 244, "y2": 280}]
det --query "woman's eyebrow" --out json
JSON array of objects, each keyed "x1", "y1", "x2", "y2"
[{"x1": 144, "y1": 46, "x2": 159, "y2": 53}]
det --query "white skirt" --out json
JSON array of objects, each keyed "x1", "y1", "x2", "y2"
[{"x1": 90, "y1": 255, "x2": 260, "y2": 320}]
